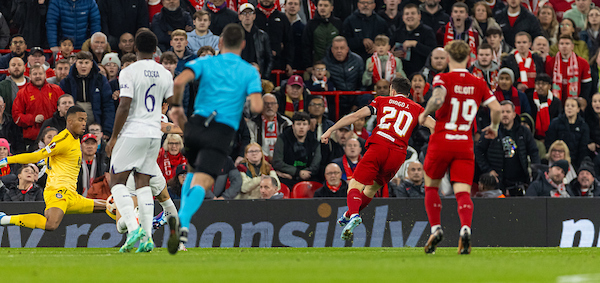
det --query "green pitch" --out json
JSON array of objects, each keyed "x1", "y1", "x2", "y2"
[{"x1": 1, "y1": 247, "x2": 599, "y2": 282}]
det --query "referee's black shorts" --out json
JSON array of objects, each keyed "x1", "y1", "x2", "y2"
[{"x1": 183, "y1": 115, "x2": 236, "y2": 178}]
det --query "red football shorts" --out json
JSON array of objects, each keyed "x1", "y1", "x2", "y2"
[
  {"x1": 353, "y1": 143, "x2": 406, "y2": 187},
  {"x1": 423, "y1": 146, "x2": 475, "y2": 185}
]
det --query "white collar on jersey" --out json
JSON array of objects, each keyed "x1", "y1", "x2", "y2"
[{"x1": 451, "y1": 69, "x2": 469, "y2": 72}]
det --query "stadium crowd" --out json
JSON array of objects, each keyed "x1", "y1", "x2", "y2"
[{"x1": 1, "y1": 0, "x2": 600, "y2": 201}]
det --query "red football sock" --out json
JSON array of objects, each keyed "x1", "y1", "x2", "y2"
[
  {"x1": 346, "y1": 188, "x2": 362, "y2": 215},
  {"x1": 424, "y1": 186, "x2": 442, "y2": 227},
  {"x1": 456, "y1": 191, "x2": 474, "y2": 228},
  {"x1": 358, "y1": 191, "x2": 372, "y2": 212}
]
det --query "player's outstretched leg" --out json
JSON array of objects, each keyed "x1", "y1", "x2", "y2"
[
  {"x1": 424, "y1": 185, "x2": 443, "y2": 254},
  {"x1": 0, "y1": 212, "x2": 47, "y2": 230},
  {"x1": 455, "y1": 189, "x2": 473, "y2": 255}
]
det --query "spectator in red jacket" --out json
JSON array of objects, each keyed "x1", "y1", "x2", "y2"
[
  {"x1": 12, "y1": 64, "x2": 63, "y2": 151},
  {"x1": 157, "y1": 133, "x2": 187, "y2": 181}
]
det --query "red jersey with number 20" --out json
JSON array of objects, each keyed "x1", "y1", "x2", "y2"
[
  {"x1": 367, "y1": 95, "x2": 424, "y2": 149},
  {"x1": 430, "y1": 69, "x2": 497, "y2": 150}
]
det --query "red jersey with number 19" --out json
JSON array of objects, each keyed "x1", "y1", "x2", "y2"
[
  {"x1": 429, "y1": 69, "x2": 496, "y2": 151},
  {"x1": 367, "y1": 94, "x2": 424, "y2": 149}
]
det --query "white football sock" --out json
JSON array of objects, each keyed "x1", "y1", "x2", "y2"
[
  {"x1": 116, "y1": 217, "x2": 128, "y2": 234},
  {"x1": 460, "y1": 225, "x2": 471, "y2": 236},
  {"x1": 159, "y1": 198, "x2": 177, "y2": 219},
  {"x1": 111, "y1": 184, "x2": 139, "y2": 233},
  {"x1": 136, "y1": 186, "x2": 154, "y2": 242},
  {"x1": 0, "y1": 215, "x2": 11, "y2": 225},
  {"x1": 431, "y1": 224, "x2": 442, "y2": 234}
]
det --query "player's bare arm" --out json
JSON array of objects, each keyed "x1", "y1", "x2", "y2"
[
  {"x1": 481, "y1": 99, "x2": 502, "y2": 139},
  {"x1": 419, "y1": 86, "x2": 447, "y2": 123},
  {"x1": 161, "y1": 122, "x2": 183, "y2": 134},
  {"x1": 321, "y1": 106, "x2": 372, "y2": 144},
  {"x1": 248, "y1": 92, "x2": 263, "y2": 114},
  {"x1": 106, "y1": 97, "x2": 132, "y2": 157}
]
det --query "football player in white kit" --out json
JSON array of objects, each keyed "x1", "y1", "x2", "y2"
[{"x1": 106, "y1": 30, "x2": 183, "y2": 253}]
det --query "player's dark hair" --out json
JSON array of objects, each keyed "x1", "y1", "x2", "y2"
[
  {"x1": 75, "y1": 51, "x2": 93, "y2": 61},
  {"x1": 66, "y1": 105, "x2": 86, "y2": 117},
  {"x1": 478, "y1": 172, "x2": 498, "y2": 191},
  {"x1": 221, "y1": 23, "x2": 245, "y2": 49},
  {"x1": 136, "y1": 30, "x2": 158, "y2": 54},
  {"x1": 291, "y1": 111, "x2": 311, "y2": 123},
  {"x1": 390, "y1": 77, "x2": 411, "y2": 95}
]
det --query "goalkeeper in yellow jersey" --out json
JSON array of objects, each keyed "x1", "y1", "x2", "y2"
[{"x1": 0, "y1": 105, "x2": 107, "y2": 231}]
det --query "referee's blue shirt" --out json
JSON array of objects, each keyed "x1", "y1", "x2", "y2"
[{"x1": 185, "y1": 52, "x2": 262, "y2": 130}]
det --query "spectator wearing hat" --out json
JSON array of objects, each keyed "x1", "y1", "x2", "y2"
[
  {"x1": 475, "y1": 100, "x2": 540, "y2": 194},
  {"x1": 569, "y1": 157, "x2": 600, "y2": 196},
  {"x1": 272, "y1": 111, "x2": 321, "y2": 188},
  {"x1": 0, "y1": 138, "x2": 20, "y2": 179},
  {"x1": 1, "y1": 164, "x2": 43, "y2": 202},
  {"x1": 167, "y1": 163, "x2": 188, "y2": 199},
  {"x1": 12, "y1": 64, "x2": 63, "y2": 151},
  {"x1": 168, "y1": 29, "x2": 197, "y2": 74},
  {"x1": 493, "y1": 67, "x2": 532, "y2": 116},
  {"x1": 23, "y1": 47, "x2": 55, "y2": 79},
  {"x1": 528, "y1": 73, "x2": 563, "y2": 140},
  {"x1": 526, "y1": 159, "x2": 571, "y2": 197},
  {"x1": 101, "y1": 53, "x2": 120, "y2": 82},
  {"x1": 275, "y1": 74, "x2": 311, "y2": 119},
  {"x1": 238, "y1": 3, "x2": 273, "y2": 79},
  {"x1": 314, "y1": 163, "x2": 348, "y2": 198},
  {"x1": 77, "y1": 133, "x2": 108, "y2": 197}
]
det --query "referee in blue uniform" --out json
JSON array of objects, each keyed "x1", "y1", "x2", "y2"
[{"x1": 167, "y1": 23, "x2": 264, "y2": 254}]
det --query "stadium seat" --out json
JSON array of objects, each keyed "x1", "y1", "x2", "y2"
[
  {"x1": 279, "y1": 183, "x2": 290, "y2": 199},
  {"x1": 291, "y1": 181, "x2": 322, "y2": 198}
]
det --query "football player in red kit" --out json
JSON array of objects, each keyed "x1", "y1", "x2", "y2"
[
  {"x1": 418, "y1": 40, "x2": 502, "y2": 255},
  {"x1": 321, "y1": 77, "x2": 435, "y2": 240}
]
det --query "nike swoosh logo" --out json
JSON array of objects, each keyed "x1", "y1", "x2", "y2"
[{"x1": 354, "y1": 197, "x2": 361, "y2": 200}]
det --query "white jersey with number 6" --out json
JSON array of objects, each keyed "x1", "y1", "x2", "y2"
[{"x1": 118, "y1": 59, "x2": 174, "y2": 139}]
